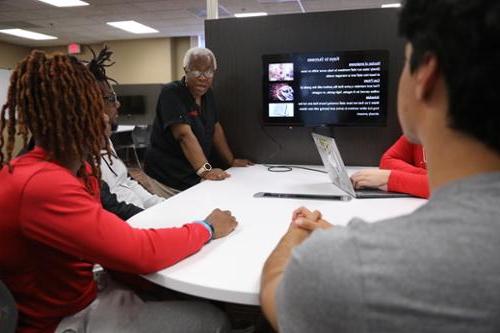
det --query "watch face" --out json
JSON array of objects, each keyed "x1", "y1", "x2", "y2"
[{"x1": 204, "y1": 163, "x2": 212, "y2": 171}]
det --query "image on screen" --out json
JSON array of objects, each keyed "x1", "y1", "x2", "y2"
[
  {"x1": 269, "y1": 83, "x2": 294, "y2": 102},
  {"x1": 269, "y1": 103, "x2": 294, "y2": 117},
  {"x1": 262, "y1": 50, "x2": 389, "y2": 126},
  {"x1": 268, "y1": 63, "x2": 294, "y2": 81}
]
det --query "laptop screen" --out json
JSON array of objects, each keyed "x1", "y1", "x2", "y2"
[{"x1": 312, "y1": 133, "x2": 357, "y2": 197}]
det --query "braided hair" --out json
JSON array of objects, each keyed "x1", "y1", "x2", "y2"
[
  {"x1": 84, "y1": 45, "x2": 118, "y2": 165},
  {"x1": 84, "y1": 45, "x2": 117, "y2": 86},
  {"x1": 0, "y1": 50, "x2": 108, "y2": 192}
]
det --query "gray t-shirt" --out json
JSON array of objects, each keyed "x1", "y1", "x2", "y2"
[{"x1": 277, "y1": 172, "x2": 500, "y2": 333}]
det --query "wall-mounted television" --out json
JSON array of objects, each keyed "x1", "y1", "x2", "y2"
[
  {"x1": 117, "y1": 95, "x2": 146, "y2": 115},
  {"x1": 262, "y1": 50, "x2": 389, "y2": 127}
]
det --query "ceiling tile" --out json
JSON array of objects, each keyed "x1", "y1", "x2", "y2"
[{"x1": 0, "y1": 0, "x2": 386, "y2": 47}]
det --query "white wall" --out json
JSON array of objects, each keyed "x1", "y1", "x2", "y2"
[
  {"x1": 0, "y1": 68, "x2": 11, "y2": 108},
  {"x1": 0, "y1": 41, "x2": 30, "y2": 69}
]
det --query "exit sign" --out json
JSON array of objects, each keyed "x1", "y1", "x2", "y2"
[{"x1": 68, "y1": 43, "x2": 81, "y2": 54}]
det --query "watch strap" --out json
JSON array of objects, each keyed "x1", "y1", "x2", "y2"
[{"x1": 196, "y1": 162, "x2": 212, "y2": 176}]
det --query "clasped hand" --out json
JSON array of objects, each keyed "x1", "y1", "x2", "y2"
[{"x1": 291, "y1": 207, "x2": 333, "y2": 232}]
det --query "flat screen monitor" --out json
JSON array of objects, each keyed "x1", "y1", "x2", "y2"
[
  {"x1": 117, "y1": 95, "x2": 146, "y2": 115},
  {"x1": 262, "y1": 50, "x2": 389, "y2": 127}
]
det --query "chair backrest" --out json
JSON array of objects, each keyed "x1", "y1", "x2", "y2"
[
  {"x1": 110, "y1": 129, "x2": 134, "y2": 148},
  {"x1": 0, "y1": 280, "x2": 18, "y2": 333},
  {"x1": 131, "y1": 125, "x2": 152, "y2": 148}
]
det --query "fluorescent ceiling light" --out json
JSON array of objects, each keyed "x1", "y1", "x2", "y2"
[
  {"x1": 107, "y1": 21, "x2": 159, "y2": 34},
  {"x1": 36, "y1": 0, "x2": 89, "y2": 7},
  {"x1": 234, "y1": 12, "x2": 268, "y2": 18},
  {"x1": 381, "y1": 3, "x2": 401, "y2": 8},
  {"x1": 0, "y1": 29, "x2": 57, "y2": 40}
]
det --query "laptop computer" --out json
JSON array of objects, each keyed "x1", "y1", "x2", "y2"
[{"x1": 312, "y1": 133, "x2": 412, "y2": 199}]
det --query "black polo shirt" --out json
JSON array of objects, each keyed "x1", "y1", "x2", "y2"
[{"x1": 145, "y1": 78, "x2": 218, "y2": 190}]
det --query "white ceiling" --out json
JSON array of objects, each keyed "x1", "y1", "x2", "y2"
[{"x1": 0, "y1": 0, "x2": 395, "y2": 47}]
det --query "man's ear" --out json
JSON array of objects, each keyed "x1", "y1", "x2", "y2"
[{"x1": 415, "y1": 53, "x2": 440, "y2": 101}]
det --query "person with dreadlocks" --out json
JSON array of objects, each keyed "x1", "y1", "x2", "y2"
[
  {"x1": 11, "y1": 47, "x2": 146, "y2": 220},
  {"x1": 0, "y1": 50, "x2": 236, "y2": 333},
  {"x1": 86, "y1": 46, "x2": 169, "y2": 209}
]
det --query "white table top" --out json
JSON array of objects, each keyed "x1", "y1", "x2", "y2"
[
  {"x1": 128, "y1": 164, "x2": 427, "y2": 305},
  {"x1": 115, "y1": 125, "x2": 135, "y2": 133}
]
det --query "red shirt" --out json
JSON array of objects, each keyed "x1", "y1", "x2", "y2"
[
  {"x1": 380, "y1": 136, "x2": 429, "y2": 198},
  {"x1": 0, "y1": 147, "x2": 210, "y2": 333}
]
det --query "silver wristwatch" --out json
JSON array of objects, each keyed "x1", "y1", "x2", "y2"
[{"x1": 196, "y1": 162, "x2": 212, "y2": 176}]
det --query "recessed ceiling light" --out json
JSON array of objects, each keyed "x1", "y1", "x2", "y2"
[
  {"x1": 36, "y1": 0, "x2": 89, "y2": 7},
  {"x1": 0, "y1": 29, "x2": 58, "y2": 40},
  {"x1": 106, "y1": 21, "x2": 159, "y2": 34},
  {"x1": 234, "y1": 12, "x2": 268, "y2": 18},
  {"x1": 381, "y1": 3, "x2": 401, "y2": 8}
]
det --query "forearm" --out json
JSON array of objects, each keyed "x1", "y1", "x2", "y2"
[
  {"x1": 179, "y1": 132, "x2": 210, "y2": 170},
  {"x1": 100, "y1": 181, "x2": 144, "y2": 220},
  {"x1": 380, "y1": 156, "x2": 426, "y2": 174},
  {"x1": 261, "y1": 228, "x2": 309, "y2": 330},
  {"x1": 23, "y1": 201, "x2": 210, "y2": 275},
  {"x1": 213, "y1": 123, "x2": 234, "y2": 165},
  {"x1": 124, "y1": 177, "x2": 164, "y2": 208},
  {"x1": 387, "y1": 170, "x2": 430, "y2": 198}
]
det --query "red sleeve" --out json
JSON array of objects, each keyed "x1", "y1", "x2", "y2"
[
  {"x1": 380, "y1": 136, "x2": 427, "y2": 175},
  {"x1": 19, "y1": 169, "x2": 210, "y2": 275},
  {"x1": 387, "y1": 170, "x2": 430, "y2": 198}
]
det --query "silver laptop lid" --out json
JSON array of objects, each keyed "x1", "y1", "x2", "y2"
[{"x1": 312, "y1": 133, "x2": 357, "y2": 197}]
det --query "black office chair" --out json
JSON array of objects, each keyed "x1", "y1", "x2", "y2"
[
  {"x1": 131, "y1": 125, "x2": 152, "y2": 149},
  {"x1": 112, "y1": 125, "x2": 152, "y2": 169},
  {"x1": 130, "y1": 125, "x2": 152, "y2": 169},
  {"x1": 0, "y1": 281, "x2": 17, "y2": 333}
]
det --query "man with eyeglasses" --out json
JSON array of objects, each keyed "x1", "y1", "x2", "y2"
[
  {"x1": 86, "y1": 46, "x2": 168, "y2": 211},
  {"x1": 145, "y1": 47, "x2": 253, "y2": 191}
]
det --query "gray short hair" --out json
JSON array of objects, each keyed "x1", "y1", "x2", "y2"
[{"x1": 183, "y1": 47, "x2": 217, "y2": 70}]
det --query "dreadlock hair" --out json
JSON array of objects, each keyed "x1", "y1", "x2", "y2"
[
  {"x1": 84, "y1": 45, "x2": 117, "y2": 167},
  {"x1": 0, "y1": 50, "x2": 108, "y2": 193},
  {"x1": 85, "y1": 45, "x2": 117, "y2": 87}
]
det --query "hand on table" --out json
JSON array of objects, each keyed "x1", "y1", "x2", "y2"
[
  {"x1": 205, "y1": 208, "x2": 238, "y2": 239},
  {"x1": 291, "y1": 207, "x2": 333, "y2": 232},
  {"x1": 350, "y1": 169, "x2": 391, "y2": 191},
  {"x1": 231, "y1": 158, "x2": 254, "y2": 167},
  {"x1": 202, "y1": 168, "x2": 231, "y2": 181}
]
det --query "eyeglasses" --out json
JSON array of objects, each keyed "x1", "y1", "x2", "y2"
[
  {"x1": 186, "y1": 70, "x2": 215, "y2": 79},
  {"x1": 103, "y1": 91, "x2": 118, "y2": 105}
]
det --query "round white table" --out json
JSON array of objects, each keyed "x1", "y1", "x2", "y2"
[{"x1": 128, "y1": 164, "x2": 426, "y2": 305}]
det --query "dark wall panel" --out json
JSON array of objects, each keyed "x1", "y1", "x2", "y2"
[
  {"x1": 114, "y1": 84, "x2": 163, "y2": 125},
  {"x1": 206, "y1": 8, "x2": 405, "y2": 166}
]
